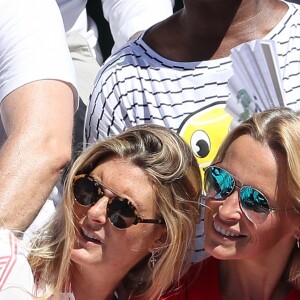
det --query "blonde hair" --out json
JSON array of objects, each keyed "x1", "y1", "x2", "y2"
[
  {"x1": 28, "y1": 124, "x2": 202, "y2": 299},
  {"x1": 212, "y1": 108, "x2": 300, "y2": 289}
]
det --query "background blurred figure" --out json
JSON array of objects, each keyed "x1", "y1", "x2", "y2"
[
  {"x1": 161, "y1": 108, "x2": 300, "y2": 299},
  {"x1": 0, "y1": 0, "x2": 77, "y2": 231},
  {"x1": 102, "y1": 0, "x2": 175, "y2": 54},
  {"x1": 0, "y1": 124, "x2": 201, "y2": 299},
  {"x1": 62, "y1": 0, "x2": 175, "y2": 155}
]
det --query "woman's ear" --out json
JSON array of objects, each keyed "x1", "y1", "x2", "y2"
[
  {"x1": 293, "y1": 225, "x2": 300, "y2": 247},
  {"x1": 292, "y1": 222, "x2": 300, "y2": 236},
  {"x1": 148, "y1": 229, "x2": 167, "y2": 252}
]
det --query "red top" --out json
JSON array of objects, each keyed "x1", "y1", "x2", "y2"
[{"x1": 159, "y1": 257, "x2": 300, "y2": 300}]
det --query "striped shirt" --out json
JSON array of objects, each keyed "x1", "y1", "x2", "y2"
[{"x1": 85, "y1": 1, "x2": 300, "y2": 259}]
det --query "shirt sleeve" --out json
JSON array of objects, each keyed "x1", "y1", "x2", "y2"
[
  {"x1": 101, "y1": 0, "x2": 175, "y2": 52},
  {"x1": 0, "y1": 229, "x2": 34, "y2": 298},
  {"x1": 0, "y1": 0, "x2": 78, "y2": 106}
]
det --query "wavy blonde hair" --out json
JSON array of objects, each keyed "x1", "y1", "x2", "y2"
[
  {"x1": 28, "y1": 124, "x2": 202, "y2": 299},
  {"x1": 212, "y1": 108, "x2": 300, "y2": 289}
]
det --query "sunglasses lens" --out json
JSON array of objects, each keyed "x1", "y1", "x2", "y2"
[
  {"x1": 205, "y1": 166, "x2": 235, "y2": 199},
  {"x1": 107, "y1": 198, "x2": 137, "y2": 229},
  {"x1": 240, "y1": 186, "x2": 270, "y2": 224},
  {"x1": 73, "y1": 177, "x2": 100, "y2": 206}
]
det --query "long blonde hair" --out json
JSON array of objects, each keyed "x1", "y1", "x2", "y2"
[
  {"x1": 28, "y1": 124, "x2": 202, "y2": 299},
  {"x1": 212, "y1": 108, "x2": 300, "y2": 289}
]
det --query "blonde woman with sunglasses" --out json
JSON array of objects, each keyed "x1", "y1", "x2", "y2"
[
  {"x1": 161, "y1": 108, "x2": 300, "y2": 299},
  {"x1": 0, "y1": 124, "x2": 201, "y2": 299}
]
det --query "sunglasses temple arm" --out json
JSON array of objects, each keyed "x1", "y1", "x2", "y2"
[{"x1": 138, "y1": 218, "x2": 165, "y2": 225}]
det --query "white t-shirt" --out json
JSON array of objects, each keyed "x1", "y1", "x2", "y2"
[
  {"x1": 0, "y1": 229, "x2": 75, "y2": 299},
  {"x1": 102, "y1": 0, "x2": 175, "y2": 53},
  {"x1": 0, "y1": 0, "x2": 77, "y2": 143},
  {"x1": 57, "y1": 0, "x2": 102, "y2": 63},
  {"x1": 0, "y1": 0, "x2": 77, "y2": 105}
]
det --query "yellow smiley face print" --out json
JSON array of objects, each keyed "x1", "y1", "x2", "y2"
[{"x1": 178, "y1": 104, "x2": 233, "y2": 177}]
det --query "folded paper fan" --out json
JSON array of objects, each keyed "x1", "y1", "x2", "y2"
[{"x1": 226, "y1": 39, "x2": 286, "y2": 128}]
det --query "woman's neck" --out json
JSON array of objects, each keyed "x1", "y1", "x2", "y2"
[
  {"x1": 69, "y1": 265, "x2": 123, "y2": 300},
  {"x1": 219, "y1": 258, "x2": 291, "y2": 300},
  {"x1": 143, "y1": 0, "x2": 288, "y2": 61}
]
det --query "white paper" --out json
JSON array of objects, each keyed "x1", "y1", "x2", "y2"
[{"x1": 226, "y1": 39, "x2": 286, "y2": 126}]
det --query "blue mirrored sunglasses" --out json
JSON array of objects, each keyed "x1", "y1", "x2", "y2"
[{"x1": 204, "y1": 166, "x2": 280, "y2": 224}]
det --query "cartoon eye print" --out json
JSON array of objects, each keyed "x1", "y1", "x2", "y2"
[
  {"x1": 178, "y1": 105, "x2": 232, "y2": 172},
  {"x1": 191, "y1": 130, "x2": 211, "y2": 158}
]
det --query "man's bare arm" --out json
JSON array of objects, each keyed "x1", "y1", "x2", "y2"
[{"x1": 0, "y1": 79, "x2": 75, "y2": 230}]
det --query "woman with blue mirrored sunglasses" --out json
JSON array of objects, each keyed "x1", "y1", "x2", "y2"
[{"x1": 159, "y1": 108, "x2": 300, "y2": 300}]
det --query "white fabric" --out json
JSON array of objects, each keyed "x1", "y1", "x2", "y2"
[
  {"x1": 57, "y1": 0, "x2": 88, "y2": 35},
  {"x1": 85, "y1": 1, "x2": 300, "y2": 259},
  {"x1": 57, "y1": 0, "x2": 175, "y2": 61},
  {"x1": 22, "y1": 200, "x2": 56, "y2": 245},
  {"x1": 0, "y1": 229, "x2": 34, "y2": 299},
  {"x1": 0, "y1": 229, "x2": 76, "y2": 299},
  {"x1": 102, "y1": 0, "x2": 175, "y2": 53},
  {"x1": 0, "y1": 0, "x2": 77, "y2": 104},
  {"x1": 57, "y1": 0, "x2": 102, "y2": 64},
  {"x1": 66, "y1": 34, "x2": 101, "y2": 105}
]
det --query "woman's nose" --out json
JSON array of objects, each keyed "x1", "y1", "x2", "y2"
[
  {"x1": 218, "y1": 190, "x2": 242, "y2": 222},
  {"x1": 87, "y1": 196, "x2": 109, "y2": 224}
]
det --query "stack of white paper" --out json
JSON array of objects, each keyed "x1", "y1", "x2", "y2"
[{"x1": 226, "y1": 39, "x2": 286, "y2": 128}]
